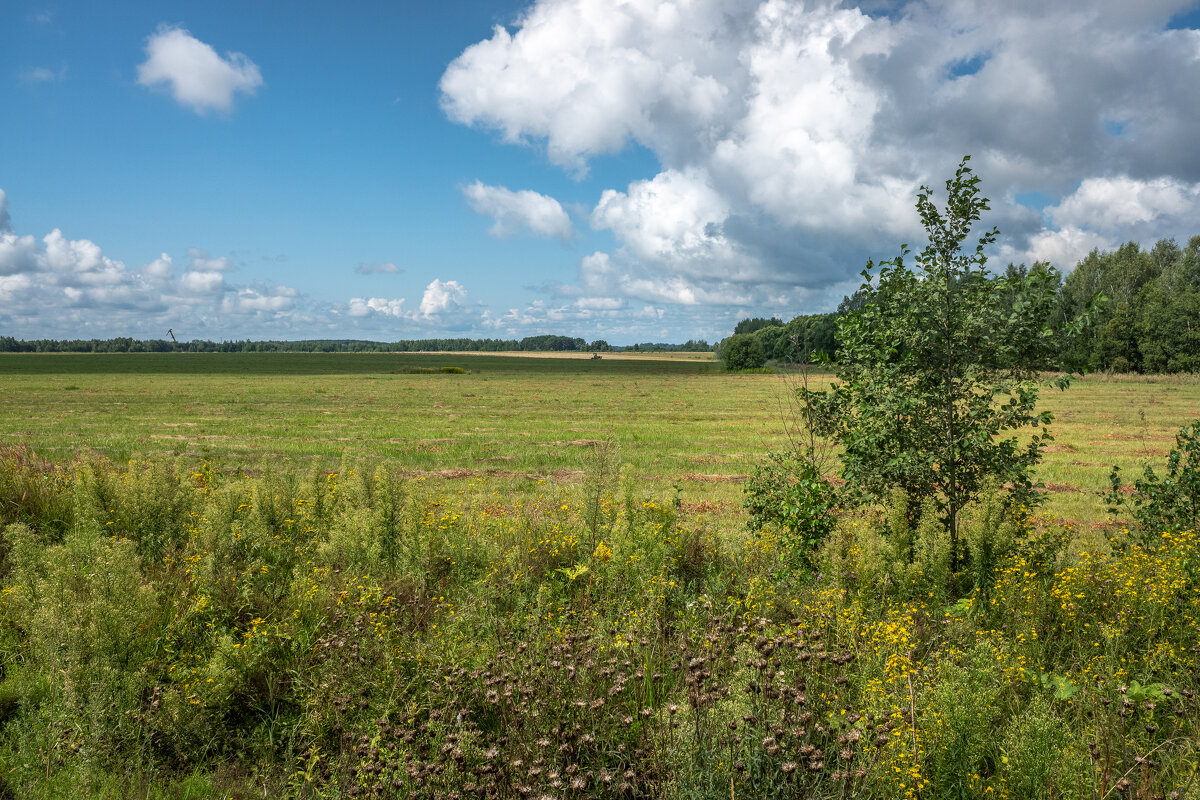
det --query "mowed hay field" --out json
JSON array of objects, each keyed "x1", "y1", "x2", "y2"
[
  {"x1": 2, "y1": 352, "x2": 1199, "y2": 522},
  {"x1": 2, "y1": 352, "x2": 1200, "y2": 522}
]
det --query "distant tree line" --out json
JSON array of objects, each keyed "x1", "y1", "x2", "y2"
[
  {"x1": 1058, "y1": 236, "x2": 1200, "y2": 373},
  {"x1": 717, "y1": 313, "x2": 840, "y2": 369},
  {"x1": 719, "y1": 235, "x2": 1200, "y2": 373},
  {"x1": 0, "y1": 334, "x2": 714, "y2": 354}
]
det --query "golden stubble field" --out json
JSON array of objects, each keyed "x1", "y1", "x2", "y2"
[{"x1": 2, "y1": 352, "x2": 1198, "y2": 523}]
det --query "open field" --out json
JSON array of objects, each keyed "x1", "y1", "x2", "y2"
[
  {"x1": 2, "y1": 352, "x2": 1200, "y2": 522},
  {"x1": 2, "y1": 353, "x2": 1198, "y2": 798}
]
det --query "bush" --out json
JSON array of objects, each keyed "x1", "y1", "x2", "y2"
[
  {"x1": 1106, "y1": 419, "x2": 1200, "y2": 544},
  {"x1": 742, "y1": 452, "x2": 837, "y2": 570},
  {"x1": 720, "y1": 333, "x2": 767, "y2": 370}
]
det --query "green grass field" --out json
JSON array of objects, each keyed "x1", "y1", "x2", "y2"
[
  {"x1": 2, "y1": 352, "x2": 1198, "y2": 799},
  {"x1": 3, "y1": 352, "x2": 1199, "y2": 522}
]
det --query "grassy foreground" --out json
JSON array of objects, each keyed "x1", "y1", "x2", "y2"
[
  {"x1": 1, "y1": 450, "x2": 1197, "y2": 799},
  {"x1": 0, "y1": 354, "x2": 1198, "y2": 798}
]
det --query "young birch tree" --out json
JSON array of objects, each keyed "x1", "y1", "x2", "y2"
[{"x1": 806, "y1": 157, "x2": 1066, "y2": 569}]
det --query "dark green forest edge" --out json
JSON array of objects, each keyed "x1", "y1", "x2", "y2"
[
  {"x1": 721, "y1": 234, "x2": 1200, "y2": 373},
  {"x1": 1, "y1": 160, "x2": 1198, "y2": 800}
]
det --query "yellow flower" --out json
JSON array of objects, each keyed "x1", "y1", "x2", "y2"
[{"x1": 593, "y1": 540, "x2": 613, "y2": 562}]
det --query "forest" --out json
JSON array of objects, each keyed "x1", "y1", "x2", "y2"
[{"x1": 724, "y1": 235, "x2": 1200, "y2": 373}]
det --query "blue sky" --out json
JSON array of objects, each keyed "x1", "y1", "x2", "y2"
[{"x1": 4, "y1": 1, "x2": 1200, "y2": 344}]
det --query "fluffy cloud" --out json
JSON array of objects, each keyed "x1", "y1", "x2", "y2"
[
  {"x1": 419, "y1": 279, "x2": 467, "y2": 317},
  {"x1": 0, "y1": 189, "x2": 310, "y2": 339},
  {"x1": 178, "y1": 270, "x2": 225, "y2": 295},
  {"x1": 0, "y1": 192, "x2": 40, "y2": 277},
  {"x1": 2, "y1": 189, "x2": 493, "y2": 340},
  {"x1": 222, "y1": 285, "x2": 297, "y2": 314},
  {"x1": 1022, "y1": 228, "x2": 1117, "y2": 274},
  {"x1": 1049, "y1": 176, "x2": 1200, "y2": 232},
  {"x1": 1004, "y1": 174, "x2": 1200, "y2": 268},
  {"x1": 0, "y1": 233, "x2": 40, "y2": 276},
  {"x1": 143, "y1": 254, "x2": 174, "y2": 281},
  {"x1": 3, "y1": 189, "x2": 490, "y2": 340},
  {"x1": 575, "y1": 296, "x2": 623, "y2": 310},
  {"x1": 442, "y1": 0, "x2": 1200, "y2": 314},
  {"x1": 441, "y1": 0, "x2": 742, "y2": 174},
  {"x1": 345, "y1": 280, "x2": 470, "y2": 326},
  {"x1": 137, "y1": 25, "x2": 262, "y2": 114},
  {"x1": 592, "y1": 169, "x2": 741, "y2": 277},
  {"x1": 348, "y1": 297, "x2": 407, "y2": 318},
  {"x1": 463, "y1": 181, "x2": 575, "y2": 240},
  {"x1": 186, "y1": 247, "x2": 235, "y2": 272},
  {"x1": 571, "y1": 248, "x2": 756, "y2": 308},
  {"x1": 1, "y1": 222, "x2": 168, "y2": 323}
]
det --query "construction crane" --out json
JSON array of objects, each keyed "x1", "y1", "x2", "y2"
[{"x1": 167, "y1": 329, "x2": 178, "y2": 344}]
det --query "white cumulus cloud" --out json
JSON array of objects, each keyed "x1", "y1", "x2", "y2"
[
  {"x1": 1023, "y1": 228, "x2": 1117, "y2": 274},
  {"x1": 137, "y1": 25, "x2": 263, "y2": 114},
  {"x1": 178, "y1": 270, "x2": 225, "y2": 295},
  {"x1": 441, "y1": 0, "x2": 742, "y2": 174},
  {"x1": 442, "y1": 0, "x2": 1200, "y2": 311},
  {"x1": 143, "y1": 253, "x2": 175, "y2": 281},
  {"x1": 419, "y1": 279, "x2": 467, "y2": 317},
  {"x1": 0, "y1": 188, "x2": 324, "y2": 340},
  {"x1": 463, "y1": 181, "x2": 575, "y2": 240},
  {"x1": 222, "y1": 286, "x2": 297, "y2": 314},
  {"x1": 591, "y1": 168, "x2": 745, "y2": 278},
  {"x1": 1008, "y1": 175, "x2": 1200, "y2": 268},
  {"x1": 1049, "y1": 176, "x2": 1200, "y2": 232},
  {"x1": 186, "y1": 247, "x2": 235, "y2": 272},
  {"x1": 348, "y1": 297, "x2": 407, "y2": 318}
]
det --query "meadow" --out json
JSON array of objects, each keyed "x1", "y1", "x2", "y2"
[
  {"x1": 3, "y1": 352, "x2": 1199, "y2": 521},
  {"x1": 0, "y1": 353, "x2": 1198, "y2": 798}
]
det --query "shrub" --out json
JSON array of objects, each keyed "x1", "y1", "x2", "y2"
[
  {"x1": 1106, "y1": 419, "x2": 1200, "y2": 544},
  {"x1": 742, "y1": 452, "x2": 837, "y2": 570},
  {"x1": 720, "y1": 333, "x2": 767, "y2": 370}
]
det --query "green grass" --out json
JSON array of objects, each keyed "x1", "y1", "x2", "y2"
[
  {"x1": 2, "y1": 353, "x2": 1199, "y2": 522},
  {"x1": 2, "y1": 353, "x2": 1199, "y2": 798}
]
